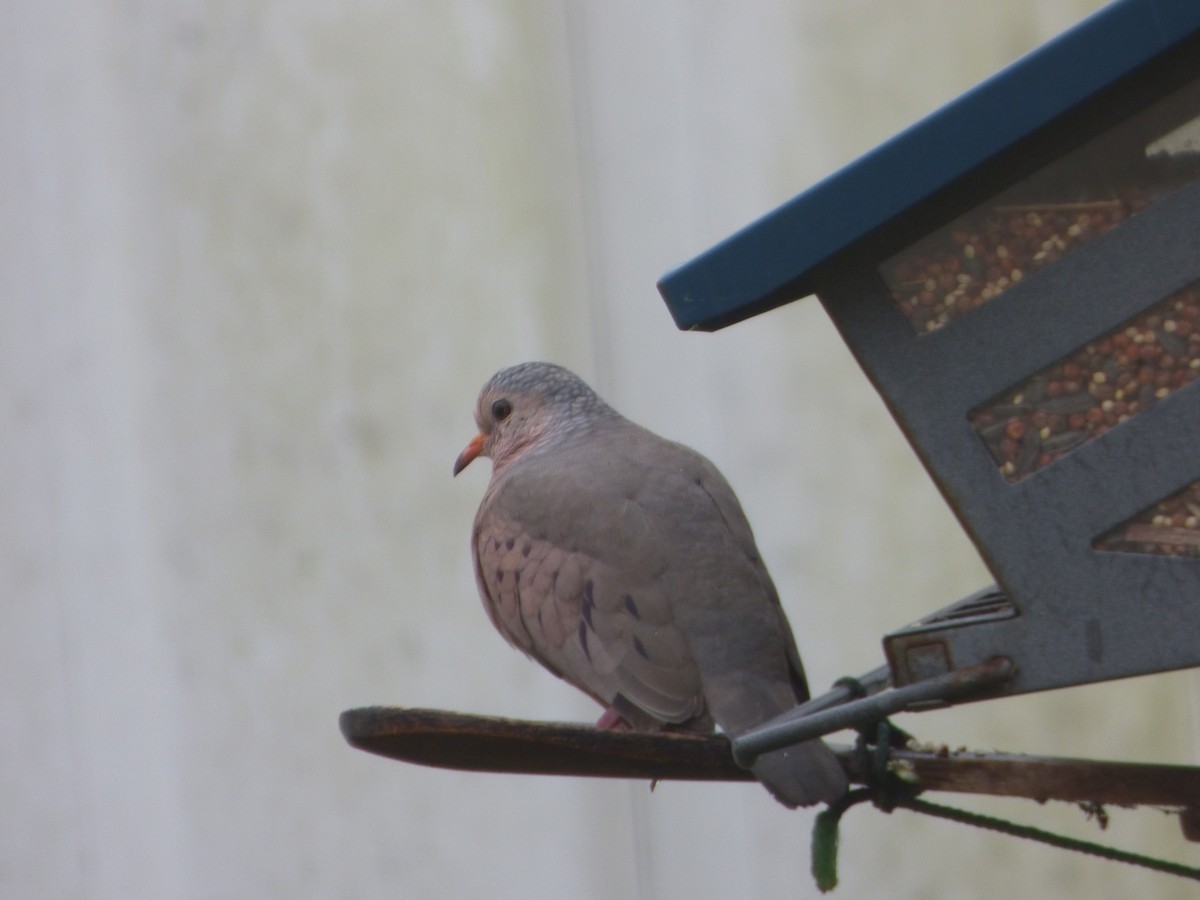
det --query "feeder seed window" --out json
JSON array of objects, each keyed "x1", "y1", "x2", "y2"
[
  {"x1": 881, "y1": 76, "x2": 1200, "y2": 335},
  {"x1": 969, "y1": 278, "x2": 1200, "y2": 481},
  {"x1": 1094, "y1": 479, "x2": 1200, "y2": 557}
]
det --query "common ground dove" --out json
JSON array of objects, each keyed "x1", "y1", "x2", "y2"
[{"x1": 454, "y1": 362, "x2": 847, "y2": 807}]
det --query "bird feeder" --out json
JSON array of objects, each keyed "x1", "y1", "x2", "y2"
[{"x1": 658, "y1": 0, "x2": 1200, "y2": 736}]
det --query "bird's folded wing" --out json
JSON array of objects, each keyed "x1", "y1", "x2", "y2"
[{"x1": 474, "y1": 502, "x2": 707, "y2": 728}]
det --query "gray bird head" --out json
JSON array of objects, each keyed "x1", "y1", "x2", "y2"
[{"x1": 453, "y1": 362, "x2": 615, "y2": 476}]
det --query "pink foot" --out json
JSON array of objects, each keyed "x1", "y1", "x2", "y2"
[{"x1": 595, "y1": 707, "x2": 631, "y2": 730}]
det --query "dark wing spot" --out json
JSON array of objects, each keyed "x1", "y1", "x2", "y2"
[
  {"x1": 513, "y1": 569, "x2": 520, "y2": 585},
  {"x1": 493, "y1": 539, "x2": 502, "y2": 551},
  {"x1": 506, "y1": 537, "x2": 515, "y2": 550},
  {"x1": 581, "y1": 579, "x2": 595, "y2": 626},
  {"x1": 522, "y1": 542, "x2": 532, "y2": 557},
  {"x1": 578, "y1": 621, "x2": 591, "y2": 661},
  {"x1": 495, "y1": 568, "x2": 504, "y2": 584},
  {"x1": 633, "y1": 636, "x2": 649, "y2": 659},
  {"x1": 623, "y1": 594, "x2": 640, "y2": 619}
]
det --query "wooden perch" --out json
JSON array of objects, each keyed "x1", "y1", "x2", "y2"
[
  {"x1": 340, "y1": 706, "x2": 748, "y2": 781},
  {"x1": 340, "y1": 706, "x2": 1200, "y2": 810}
]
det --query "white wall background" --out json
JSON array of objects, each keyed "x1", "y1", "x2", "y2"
[{"x1": 5, "y1": 1, "x2": 1198, "y2": 897}]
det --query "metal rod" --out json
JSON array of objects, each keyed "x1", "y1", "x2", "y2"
[
  {"x1": 732, "y1": 657, "x2": 1014, "y2": 767},
  {"x1": 792, "y1": 664, "x2": 892, "y2": 717}
]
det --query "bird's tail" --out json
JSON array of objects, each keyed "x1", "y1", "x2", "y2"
[{"x1": 750, "y1": 739, "x2": 848, "y2": 808}]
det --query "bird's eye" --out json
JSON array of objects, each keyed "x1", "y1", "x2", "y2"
[{"x1": 491, "y1": 398, "x2": 513, "y2": 421}]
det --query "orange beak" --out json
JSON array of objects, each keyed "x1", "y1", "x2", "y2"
[{"x1": 453, "y1": 432, "x2": 486, "y2": 476}]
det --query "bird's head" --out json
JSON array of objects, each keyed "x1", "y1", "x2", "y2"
[{"x1": 453, "y1": 362, "x2": 612, "y2": 476}]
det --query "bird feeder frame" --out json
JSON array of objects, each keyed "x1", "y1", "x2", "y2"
[{"x1": 658, "y1": 0, "x2": 1200, "y2": 740}]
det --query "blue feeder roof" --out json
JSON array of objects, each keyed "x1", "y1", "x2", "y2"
[{"x1": 658, "y1": 0, "x2": 1200, "y2": 331}]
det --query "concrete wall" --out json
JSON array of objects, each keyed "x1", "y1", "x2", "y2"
[{"x1": 6, "y1": 1, "x2": 1197, "y2": 897}]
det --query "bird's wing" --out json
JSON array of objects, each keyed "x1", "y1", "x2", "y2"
[
  {"x1": 472, "y1": 445, "x2": 709, "y2": 728},
  {"x1": 682, "y1": 450, "x2": 814, "y2": 704}
]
